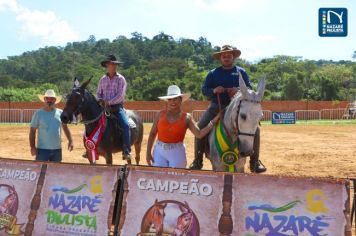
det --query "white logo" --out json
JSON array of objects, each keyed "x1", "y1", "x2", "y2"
[{"x1": 327, "y1": 10, "x2": 343, "y2": 23}]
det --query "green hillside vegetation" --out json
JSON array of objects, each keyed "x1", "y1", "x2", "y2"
[{"x1": 0, "y1": 32, "x2": 355, "y2": 102}]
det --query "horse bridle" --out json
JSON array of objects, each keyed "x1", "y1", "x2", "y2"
[
  {"x1": 235, "y1": 99, "x2": 260, "y2": 137},
  {"x1": 67, "y1": 88, "x2": 103, "y2": 125}
]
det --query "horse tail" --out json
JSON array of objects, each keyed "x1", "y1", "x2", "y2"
[{"x1": 127, "y1": 110, "x2": 144, "y2": 164}]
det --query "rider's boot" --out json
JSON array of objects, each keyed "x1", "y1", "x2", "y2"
[
  {"x1": 189, "y1": 138, "x2": 204, "y2": 170},
  {"x1": 123, "y1": 149, "x2": 131, "y2": 160}
]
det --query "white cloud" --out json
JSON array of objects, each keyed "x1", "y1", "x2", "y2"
[
  {"x1": 0, "y1": 0, "x2": 79, "y2": 45},
  {"x1": 194, "y1": 0, "x2": 268, "y2": 12},
  {"x1": 232, "y1": 35, "x2": 280, "y2": 61},
  {"x1": 0, "y1": 0, "x2": 19, "y2": 11}
]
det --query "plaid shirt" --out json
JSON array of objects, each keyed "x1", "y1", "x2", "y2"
[{"x1": 96, "y1": 73, "x2": 127, "y2": 105}]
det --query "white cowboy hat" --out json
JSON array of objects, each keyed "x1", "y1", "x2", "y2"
[
  {"x1": 158, "y1": 85, "x2": 191, "y2": 102},
  {"x1": 38, "y1": 89, "x2": 62, "y2": 104}
]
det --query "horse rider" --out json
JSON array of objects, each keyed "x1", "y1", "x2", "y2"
[
  {"x1": 146, "y1": 85, "x2": 220, "y2": 168},
  {"x1": 96, "y1": 54, "x2": 131, "y2": 160},
  {"x1": 29, "y1": 89, "x2": 73, "y2": 162},
  {"x1": 189, "y1": 45, "x2": 267, "y2": 173}
]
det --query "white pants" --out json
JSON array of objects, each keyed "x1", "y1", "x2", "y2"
[{"x1": 152, "y1": 141, "x2": 187, "y2": 168}]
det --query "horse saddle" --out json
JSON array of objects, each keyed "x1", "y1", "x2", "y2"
[{"x1": 106, "y1": 105, "x2": 136, "y2": 129}]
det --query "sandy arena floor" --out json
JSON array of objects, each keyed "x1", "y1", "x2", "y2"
[
  {"x1": 0, "y1": 123, "x2": 355, "y2": 233},
  {"x1": 0, "y1": 123, "x2": 355, "y2": 178}
]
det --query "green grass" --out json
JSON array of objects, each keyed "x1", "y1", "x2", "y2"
[{"x1": 261, "y1": 119, "x2": 356, "y2": 125}]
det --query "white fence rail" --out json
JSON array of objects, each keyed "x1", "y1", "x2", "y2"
[
  {"x1": 135, "y1": 110, "x2": 160, "y2": 123},
  {"x1": 23, "y1": 109, "x2": 38, "y2": 123},
  {"x1": 320, "y1": 108, "x2": 345, "y2": 120},
  {"x1": 0, "y1": 108, "x2": 353, "y2": 123},
  {"x1": 191, "y1": 110, "x2": 273, "y2": 122},
  {"x1": 295, "y1": 110, "x2": 321, "y2": 120}
]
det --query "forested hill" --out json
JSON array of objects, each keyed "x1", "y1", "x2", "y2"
[{"x1": 0, "y1": 32, "x2": 355, "y2": 101}]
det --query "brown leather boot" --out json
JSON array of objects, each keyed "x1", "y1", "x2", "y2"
[
  {"x1": 189, "y1": 153, "x2": 203, "y2": 170},
  {"x1": 190, "y1": 137, "x2": 205, "y2": 170}
]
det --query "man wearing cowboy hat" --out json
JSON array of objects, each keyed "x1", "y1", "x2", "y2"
[
  {"x1": 96, "y1": 54, "x2": 131, "y2": 160},
  {"x1": 190, "y1": 45, "x2": 266, "y2": 173},
  {"x1": 29, "y1": 89, "x2": 73, "y2": 162}
]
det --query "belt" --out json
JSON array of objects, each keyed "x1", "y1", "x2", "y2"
[{"x1": 156, "y1": 140, "x2": 183, "y2": 150}]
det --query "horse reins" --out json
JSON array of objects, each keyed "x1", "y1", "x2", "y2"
[{"x1": 70, "y1": 89, "x2": 105, "y2": 125}]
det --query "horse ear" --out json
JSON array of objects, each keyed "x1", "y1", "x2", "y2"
[
  {"x1": 154, "y1": 199, "x2": 158, "y2": 204},
  {"x1": 80, "y1": 76, "x2": 92, "y2": 89},
  {"x1": 179, "y1": 204, "x2": 186, "y2": 212},
  {"x1": 239, "y1": 72, "x2": 248, "y2": 98},
  {"x1": 257, "y1": 76, "x2": 266, "y2": 101},
  {"x1": 73, "y1": 77, "x2": 80, "y2": 88}
]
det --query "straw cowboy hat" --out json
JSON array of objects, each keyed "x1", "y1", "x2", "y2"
[
  {"x1": 212, "y1": 45, "x2": 241, "y2": 60},
  {"x1": 38, "y1": 89, "x2": 62, "y2": 104},
  {"x1": 100, "y1": 54, "x2": 122, "y2": 67},
  {"x1": 158, "y1": 85, "x2": 191, "y2": 102}
]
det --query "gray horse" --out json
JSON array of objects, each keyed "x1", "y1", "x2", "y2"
[{"x1": 208, "y1": 76, "x2": 265, "y2": 172}]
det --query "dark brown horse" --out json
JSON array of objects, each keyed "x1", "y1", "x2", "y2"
[{"x1": 60, "y1": 78, "x2": 143, "y2": 165}]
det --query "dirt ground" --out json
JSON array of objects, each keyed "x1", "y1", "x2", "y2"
[
  {"x1": 0, "y1": 123, "x2": 355, "y2": 233},
  {"x1": 0, "y1": 123, "x2": 355, "y2": 178}
]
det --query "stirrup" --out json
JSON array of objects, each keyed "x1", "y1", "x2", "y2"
[
  {"x1": 123, "y1": 152, "x2": 131, "y2": 160},
  {"x1": 252, "y1": 160, "x2": 267, "y2": 173}
]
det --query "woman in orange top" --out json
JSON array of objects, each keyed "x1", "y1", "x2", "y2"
[{"x1": 146, "y1": 85, "x2": 219, "y2": 168}]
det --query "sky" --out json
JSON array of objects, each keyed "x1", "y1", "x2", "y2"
[{"x1": 0, "y1": 0, "x2": 355, "y2": 62}]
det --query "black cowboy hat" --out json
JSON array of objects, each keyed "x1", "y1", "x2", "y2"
[
  {"x1": 100, "y1": 54, "x2": 122, "y2": 67},
  {"x1": 213, "y1": 45, "x2": 241, "y2": 60}
]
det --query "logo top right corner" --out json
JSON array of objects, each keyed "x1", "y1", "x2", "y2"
[{"x1": 319, "y1": 8, "x2": 348, "y2": 37}]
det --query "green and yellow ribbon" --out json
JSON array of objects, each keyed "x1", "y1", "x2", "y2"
[{"x1": 214, "y1": 119, "x2": 239, "y2": 172}]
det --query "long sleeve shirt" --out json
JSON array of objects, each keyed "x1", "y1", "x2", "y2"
[
  {"x1": 202, "y1": 66, "x2": 252, "y2": 105},
  {"x1": 96, "y1": 73, "x2": 127, "y2": 105}
]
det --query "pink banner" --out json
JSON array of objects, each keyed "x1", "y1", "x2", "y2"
[
  {"x1": 0, "y1": 158, "x2": 43, "y2": 235},
  {"x1": 32, "y1": 163, "x2": 120, "y2": 236},
  {"x1": 119, "y1": 166, "x2": 350, "y2": 236}
]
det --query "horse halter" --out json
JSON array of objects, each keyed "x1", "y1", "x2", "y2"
[
  {"x1": 66, "y1": 88, "x2": 85, "y2": 116},
  {"x1": 235, "y1": 99, "x2": 260, "y2": 137},
  {"x1": 67, "y1": 88, "x2": 103, "y2": 125}
]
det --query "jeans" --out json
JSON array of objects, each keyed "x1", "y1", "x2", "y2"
[
  {"x1": 117, "y1": 106, "x2": 131, "y2": 153},
  {"x1": 194, "y1": 103, "x2": 227, "y2": 160},
  {"x1": 36, "y1": 148, "x2": 62, "y2": 162}
]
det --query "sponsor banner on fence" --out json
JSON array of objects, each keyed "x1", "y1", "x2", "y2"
[
  {"x1": 32, "y1": 163, "x2": 120, "y2": 236},
  {"x1": 234, "y1": 175, "x2": 349, "y2": 235},
  {"x1": 0, "y1": 158, "x2": 43, "y2": 235},
  {"x1": 119, "y1": 166, "x2": 225, "y2": 236},
  {"x1": 272, "y1": 111, "x2": 296, "y2": 124},
  {"x1": 119, "y1": 166, "x2": 350, "y2": 236}
]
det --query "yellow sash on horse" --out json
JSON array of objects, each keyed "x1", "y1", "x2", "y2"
[{"x1": 214, "y1": 119, "x2": 239, "y2": 172}]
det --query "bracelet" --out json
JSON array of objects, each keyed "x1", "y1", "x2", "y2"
[{"x1": 208, "y1": 121, "x2": 214, "y2": 128}]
